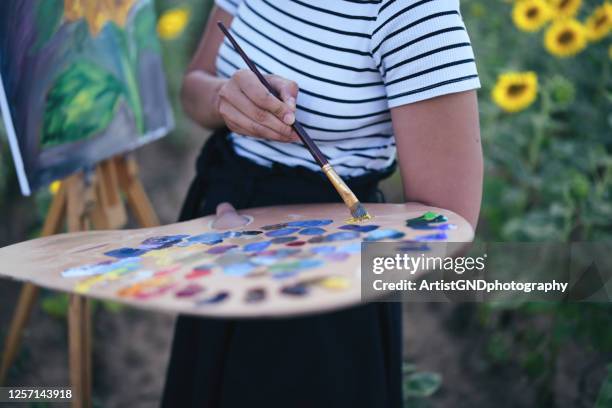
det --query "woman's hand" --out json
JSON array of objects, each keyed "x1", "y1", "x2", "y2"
[{"x1": 216, "y1": 69, "x2": 299, "y2": 142}]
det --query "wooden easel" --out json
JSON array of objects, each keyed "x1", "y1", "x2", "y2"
[{"x1": 0, "y1": 155, "x2": 159, "y2": 408}]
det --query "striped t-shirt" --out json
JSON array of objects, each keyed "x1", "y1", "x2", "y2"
[{"x1": 215, "y1": 0, "x2": 480, "y2": 177}]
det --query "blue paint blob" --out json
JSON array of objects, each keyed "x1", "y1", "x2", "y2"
[
  {"x1": 281, "y1": 283, "x2": 309, "y2": 296},
  {"x1": 266, "y1": 227, "x2": 300, "y2": 237},
  {"x1": 270, "y1": 236, "x2": 298, "y2": 244},
  {"x1": 243, "y1": 241, "x2": 272, "y2": 252},
  {"x1": 188, "y1": 232, "x2": 229, "y2": 245},
  {"x1": 274, "y1": 248, "x2": 301, "y2": 257},
  {"x1": 310, "y1": 245, "x2": 336, "y2": 254},
  {"x1": 299, "y1": 227, "x2": 326, "y2": 236},
  {"x1": 245, "y1": 288, "x2": 266, "y2": 303},
  {"x1": 223, "y1": 262, "x2": 255, "y2": 276},
  {"x1": 104, "y1": 247, "x2": 148, "y2": 258},
  {"x1": 408, "y1": 223, "x2": 456, "y2": 231},
  {"x1": 339, "y1": 242, "x2": 362, "y2": 253},
  {"x1": 324, "y1": 231, "x2": 360, "y2": 242},
  {"x1": 241, "y1": 230, "x2": 263, "y2": 235},
  {"x1": 287, "y1": 219, "x2": 333, "y2": 227},
  {"x1": 140, "y1": 235, "x2": 188, "y2": 249},
  {"x1": 272, "y1": 270, "x2": 299, "y2": 280},
  {"x1": 261, "y1": 223, "x2": 288, "y2": 231},
  {"x1": 415, "y1": 232, "x2": 448, "y2": 242},
  {"x1": 250, "y1": 255, "x2": 279, "y2": 266},
  {"x1": 339, "y1": 224, "x2": 379, "y2": 233},
  {"x1": 297, "y1": 259, "x2": 324, "y2": 269},
  {"x1": 197, "y1": 291, "x2": 229, "y2": 305},
  {"x1": 364, "y1": 229, "x2": 406, "y2": 242}
]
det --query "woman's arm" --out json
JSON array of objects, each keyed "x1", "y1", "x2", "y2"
[
  {"x1": 181, "y1": 6, "x2": 298, "y2": 141},
  {"x1": 392, "y1": 91, "x2": 483, "y2": 229}
]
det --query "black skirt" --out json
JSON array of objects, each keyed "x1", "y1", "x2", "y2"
[{"x1": 161, "y1": 130, "x2": 402, "y2": 408}]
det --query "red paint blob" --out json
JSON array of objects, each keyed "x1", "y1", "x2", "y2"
[{"x1": 286, "y1": 241, "x2": 306, "y2": 247}]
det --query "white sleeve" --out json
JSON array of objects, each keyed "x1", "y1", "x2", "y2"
[
  {"x1": 215, "y1": 0, "x2": 243, "y2": 16},
  {"x1": 371, "y1": 0, "x2": 481, "y2": 108}
]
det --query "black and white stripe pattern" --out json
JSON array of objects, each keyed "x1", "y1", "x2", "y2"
[{"x1": 216, "y1": 0, "x2": 480, "y2": 177}]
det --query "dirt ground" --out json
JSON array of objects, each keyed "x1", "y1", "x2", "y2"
[{"x1": 0, "y1": 131, "x2": 607, "y2": 407}]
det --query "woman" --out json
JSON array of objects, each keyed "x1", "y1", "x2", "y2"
[{"x1": 162, "y1": 1, "x2": 482, "y2": 407}]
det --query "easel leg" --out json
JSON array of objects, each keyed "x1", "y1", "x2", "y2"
[
  {"x1": 68, "y1": 295, "x2": 92, "y2": 408},
  {"x1": 0, "y1": 183, "x2": 67, "y2": 385},
  {"x1": 115, "y1": 156, "x2": 159, "y2": 227},
  {"x1": 0, "y1": 284, "x2": 39, "y2": 384}
]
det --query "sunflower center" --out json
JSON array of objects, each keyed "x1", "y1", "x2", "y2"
[
  {"x1": 595, "y1": 14, "x2": 608, "y2": 28},
  {"x1": 526, "y1": 7, "x2": 540, "y2": 18},
  {"x1": 559, "y1": 0, "x2": 571, "y2": 10},
  {"x1": 558, "y1": 30, "x2": 575, "y2": 44},
  {"x1": 507, "y1": 84, "x2": 527, "y2": 97}
]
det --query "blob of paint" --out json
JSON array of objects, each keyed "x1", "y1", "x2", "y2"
[
  {"x1": 415, "y1": 232, "x2": 448, "y2": 242},
  {"x1": 339, "y1": 224, "x2": 379, "y2": 233},
  {"x1": 307, "y1": 236, "x2": 325, "y2": 243},
  {"x1": 299, "y1": 227, "x2": 326, "y2": 235},
  {"x1": 324, "y1": 231, "x2": 360, "y2": 242},
  {"x1": 286, "y1": 240, "x2": 306, "y2": 247},
  {"x1": 270, "y1": 236, "x2": 297, "y2": 244},
  {"x1": 197, "y1": 291, "x2": 229, "y2": 305},
  {"x1": 104, "y1": 247, "x2": 148, "y2": 258},
  {"x1": 245, "y1": 288, "x2": 266, "y2": 303},
  {"x1": 318, "y1": 276, "x2": 350, "y2": 290},
  {"x1": 281, "y1": 283, "x2": 309, "y2": 296},
  {"x1": 310, "y1": 245, "x2": 336, "y2": 254},
  {"x1": 140, "y1": 235, "x2": 188, "y2": 249},
  {"x1": 364, "y1": 229, "x2": 405, "y2": 241},
  {"x1": 265, "y1": 227, "x2": 300, "y2": 237},
  {"x1": 287, "y1": 219, "x2": 333, "y2": 227},
  {"x1": 243, "y1": 241, "x2": 272, "y2": 252},
  {"x1": 175, "y1": 283, "x2": 204, "y2": 297},
  {"x1": 187, "y1": 232, "x2": 229, "y2": 245},
  {"x1": 261, "y1": 223, "x2": 288, "y2": 231},
  {"x1": 324, "y1": 252, "x2": 350, "y2": 262},
  {"x1": 223, "y1": 262, "x2": 255, "y2": 276}
]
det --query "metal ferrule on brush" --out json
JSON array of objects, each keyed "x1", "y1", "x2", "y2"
[{"x1": 321, "y1": 164, "x2": 359, "y2": 210}]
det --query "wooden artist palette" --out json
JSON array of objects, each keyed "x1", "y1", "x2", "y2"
[{"x1": 0, "y1": 203, "x2": 473, "y2": 318}]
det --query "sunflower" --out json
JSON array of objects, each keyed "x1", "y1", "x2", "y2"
[
  {"x1": 585, "y1": 3, "x2": 612, "y2": 41},
  {"x1": 492, "y1": 71, "x2": 539, "y2": 113},
  {"x1": 64, "y1": 0, "x2": 137, "y2": 35},
  {"x1": 157, "y1": 7, "x2": 190, "y2": 40},
  {"x1": 544, "y1": 19, "x2": 588, "y2": 57},
  {"x1": 546, "y1": 0, "x2": 582, "y2": 18},
  {"x1": 513, "y1": 0, "x2": 552, "y2": 32}
]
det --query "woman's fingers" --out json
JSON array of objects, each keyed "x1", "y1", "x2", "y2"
[
  {"x1": 267, "y1": 74, "x2": 298, "y2": 109},
  {"x1": 217, "y1": 69, "x2": 300, "y2": 142},
  {"x1": 225, "y1": 82, "x2": 294, "y2": 138},
  {"x1": 221, "y1": 102, "x2": 294, "y2": 142}
]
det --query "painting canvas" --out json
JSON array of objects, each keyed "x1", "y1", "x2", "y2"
[{"x1": 0, "y1": 0, "x2": 173, "y2": 195}]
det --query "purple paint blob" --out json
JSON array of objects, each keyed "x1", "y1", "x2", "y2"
[
  {"x1": 104, "y1": 247, "x2": 148, "y2": 258},
  {"x1": 175, "y1": 283, "x2": 204, "y2": 297},
  {"x1": 339, "y1": 224, "x2": 379, "y2": 233},
  {"x1": 140, "y1": 235, "x2": 188, "y2": 250},
  {"x1": 299, "y1": 227, "x2": 326, "y2": 235},
  {"x1": 197, "y1": 291, "x2": 229, "y2": 305},
  {"x1": 287, "y1": 219, "x2": 333, "y2": 227},
  {"x1": 272, "y1": 270, "x2": 299, "y2": 280},
  {"x1": 271, "y1": 236, "x2": 297, "y2": 244},
  {"x1": 324, "y1": 231, "x2": 360, "y2": 242},
  {"x1": 266, "y1": 227, "x2": 300, "y2": 237},
  {"x1": 207, "y1": 244, "x2": 238, "y2": 254}
]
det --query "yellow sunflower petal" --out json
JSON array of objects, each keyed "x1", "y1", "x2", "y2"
[
  {"x1": 546, "y1": 0, "x2": 582, "y2": 18},
  {"x1": 513, "y1": 0, "x2": 552, "y2": 32},
  {"x1": 492, "y1": 71, "x2": 539, "y2": 113},
  {"x1": 544, "y1": 18, "x2": 588, "y2": 57},
  {"x1": 585, "y1": 3, "x2": 612, "y2": 42}
]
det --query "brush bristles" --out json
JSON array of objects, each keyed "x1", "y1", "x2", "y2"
[{"x1": 349, "y1": 202, "x2": 372, "y2": 221}]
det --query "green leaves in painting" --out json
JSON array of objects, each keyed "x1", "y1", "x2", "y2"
[
  {"x1": 131, "y1": 2, "x2": 161, "y2": 55},
  {"x1": 42, "y1": 61, "x2": 125, "y2": 147}
]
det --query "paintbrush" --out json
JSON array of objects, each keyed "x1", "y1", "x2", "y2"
[{"x1": 217, "y1": 22, "x2": 371, "y2": 221}]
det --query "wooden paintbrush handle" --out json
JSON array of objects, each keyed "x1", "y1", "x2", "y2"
[{"x1": 217, "y1": 22, "x2": 329, "y2": 168}]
